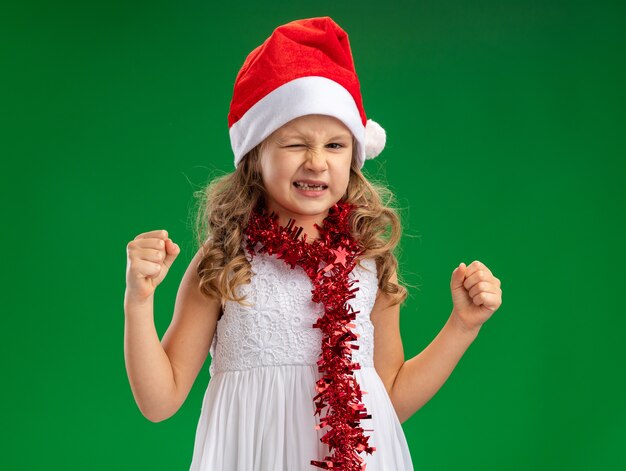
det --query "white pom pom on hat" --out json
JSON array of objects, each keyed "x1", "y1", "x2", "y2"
[
  {"x1": 227, "y1": 16, "x2": 386, "y2": 169},
  {"x1": 364, "y1": 119, "x2": 386, "y2": 160}
]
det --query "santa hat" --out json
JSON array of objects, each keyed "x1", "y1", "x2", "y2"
[{"x1": 228, "y1": 16, "x2": 386, "y2": 169}]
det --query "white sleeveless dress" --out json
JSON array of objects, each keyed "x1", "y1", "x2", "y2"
[{"x1": 189, "y1": 250, "x2": 414, "y2": 470}]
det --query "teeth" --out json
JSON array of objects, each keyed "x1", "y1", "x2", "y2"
[{"x1": 295, "y1": 182, "x2": 326, "y2": 190}]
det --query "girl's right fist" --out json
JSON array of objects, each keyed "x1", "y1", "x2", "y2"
[{"x1": 125, "y1": 229, "x2": 181, "y2": 302}]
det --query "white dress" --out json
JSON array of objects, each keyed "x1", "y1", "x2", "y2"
[{"x1": 189, "y1": 250, "x2": 414, "y2": 470}]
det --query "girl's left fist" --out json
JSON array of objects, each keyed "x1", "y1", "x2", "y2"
[{"x1": 450, "y1": 260, "x2": 502, "y2": 333}]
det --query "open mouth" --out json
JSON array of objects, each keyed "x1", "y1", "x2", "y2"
[{"x1": 293, "y1": 182, "x2": 328, "y2": 191}]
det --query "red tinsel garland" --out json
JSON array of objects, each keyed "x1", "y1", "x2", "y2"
[{"x1": 243, "y1": 200, "x2": 376, "y2": 470}]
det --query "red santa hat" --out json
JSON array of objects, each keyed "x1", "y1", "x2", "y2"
[{"x1": 228, "y1": 16, "x2": 386, "y2": 169}]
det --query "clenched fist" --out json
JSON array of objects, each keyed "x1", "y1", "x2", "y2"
[
  {"x1": 450, "y1": 260, "x2": 502, "y2": 333},
  {"x1": 125, "y1": 229, "x2": 181, "y2": 303}
]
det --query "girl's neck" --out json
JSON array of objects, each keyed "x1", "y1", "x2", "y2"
[{"x1": 273, "y1": 213, "x2": 324, "y2": 244}]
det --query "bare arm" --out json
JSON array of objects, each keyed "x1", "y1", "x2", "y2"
[
  {"x1": 389, "y1": 313, "x2": 480, "y2": 423},
  {"x1": 124, "y1": 246, "x2": 221, "y2": 422},
  {"x1": 124, "y1": 293, "x2": 178, "y2": 422},
  {"x1": 371, "y1": 268, "x2": 481, "y2": 423}
]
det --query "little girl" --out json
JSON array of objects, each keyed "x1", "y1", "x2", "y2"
[{"x1": 124, "y1": 16, "x2": 503, "y2": 471}]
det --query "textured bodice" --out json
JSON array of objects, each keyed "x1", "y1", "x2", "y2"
[{"x1": 208, "y1": 251, "x2": 378, "y2": 376}]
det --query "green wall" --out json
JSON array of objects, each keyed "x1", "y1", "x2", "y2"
[{"x1": 3, "y1": 0, "x2": 624, "y2": 469}]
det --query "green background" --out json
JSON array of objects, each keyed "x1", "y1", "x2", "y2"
[{"x1": 3, "y1": 0, "x2": 624, "y2": 469}]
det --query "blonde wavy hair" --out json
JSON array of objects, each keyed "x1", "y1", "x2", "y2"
[{"x1": 193, "y1": 136, "x2": 408, "y2": 311}]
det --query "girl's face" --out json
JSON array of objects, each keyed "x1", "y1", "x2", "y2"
[{"x1": 259, "y1": 114, "x2": 353, "y2": 227}]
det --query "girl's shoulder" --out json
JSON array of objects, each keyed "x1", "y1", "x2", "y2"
[{"x1": 355, "y1": 255, "x2": 378, "y2": 278}]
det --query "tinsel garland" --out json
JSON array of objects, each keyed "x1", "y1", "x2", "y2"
[{"x1": 243, "y1": 200, "x2": 377, "y2": 470}]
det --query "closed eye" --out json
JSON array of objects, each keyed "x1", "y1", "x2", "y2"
[{"x1": 285, "y1": 143, "x2": 345, "y2": 148}]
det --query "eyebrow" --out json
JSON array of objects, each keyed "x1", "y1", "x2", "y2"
[{"x1": 279, "y1": 132, "x2": 352, "y2": 140}]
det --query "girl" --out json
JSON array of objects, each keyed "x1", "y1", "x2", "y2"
[{"x1": 124, "y1": 16, "x2": 503, "y2": 471}]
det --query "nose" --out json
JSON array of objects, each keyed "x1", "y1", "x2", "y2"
[{"x1": 304, "y1": 148, "x2": 328, "y2": 172}]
